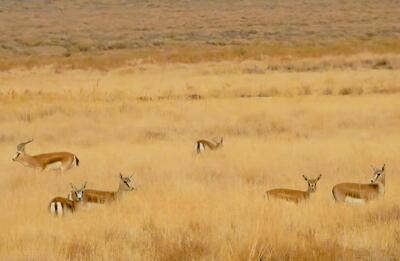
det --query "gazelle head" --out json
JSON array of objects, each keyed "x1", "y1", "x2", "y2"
[
  {"x1": 69, "y1": 182, "x2": 87, "y2": 201},
  {"x1": 119, "y1": 173, "x2": 135, "y2": 191},
  {"x1": 215, "y1": 137, "x2": 223, "y2": 148},
  {"x1": 370, "y1": 164, "x2": 386, "y2": 184},
  {"x1": 12, "y1": 139, "x2": 33, "y2": 161},
  {"x1": 302, "y1": 174, "x2": 322, "y2": 193}
]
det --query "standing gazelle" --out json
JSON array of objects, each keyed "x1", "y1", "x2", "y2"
[
  {"x1": 12, "y1": 140, "x2": 79, "y2": 174},
  {"x1": 49, "y1": 182, "x2": 86, "y2": 217},
  {"x1": 69, "y1": 173, "x2": 134, "y2": 204},
  {"x1": 265, "y1": 174, "x2": 322, "y2": 203},
  {"x1": 195, "y1": 137, "x2": 223, "y2": 154},
  {"x1": 332, "y1": 164, "x2": 386, "y2": 204}
]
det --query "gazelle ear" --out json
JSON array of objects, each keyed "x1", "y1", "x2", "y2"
[
  {"x1": 382, "y1": 164, "x2": 386, "y2": 171},
  {"x1": 317, "y1": 174, "x2": 322, "y2": 181},
  {"x1": 120, "y1": 173, "x2": 123, "y2": 179},
  {"x1": 129, "y1": 174, "x2": 133, "y2": 179},
  {"x1": 302, "y1": 175, "x2": 308, "y2": 181},
  {"x1": 70, "y1": 183, "x2": 76, "y2": 190},
  {"x1": 83, "y1": 181, "x2": 87, "y2": 189}
]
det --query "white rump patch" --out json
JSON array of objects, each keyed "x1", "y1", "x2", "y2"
[
  {"x1": 345, "y1": 197, "x2": 366, "y2": 204},
  {"x1": 45, "y1": 161, "x2": 63, "y2": 171},
  {"x1": 56, "y1": 202, "x2": 63, "y2": 216},
  {"x1": 50, "y1": 203, "x2": 56, "y2": 215},
  {"x1": 196, "y1": 142, "x2": 205, "y2": 153}
]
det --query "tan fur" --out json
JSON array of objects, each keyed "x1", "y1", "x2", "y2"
[
  {"x1": 332, "y1": 183, "x2": 380, "y2": 202},
  {"x1": 13, "y1": 140, "x2": 79, "y2": 174},
  {"x1": 266, "y1": 189, "x2": 309, "y2": 203},
  {"x1": 266, "y1": 174, "x2": 322, "y2": 203},
  {"x1": 79, "y1": 174, "x2": 134, "y2": 204},
  {"x1": 196, "y1": 138, "x2": 223, "y2": 153},
  {"x1": 50, "y1": 182, "x2": 86, "y2": 216},
  {"x1": 48, "y1": 197, "x2": 80, "y2": 216},
  {"x1": 332, "y1": 164, "x2": 386, "y2": 203}
]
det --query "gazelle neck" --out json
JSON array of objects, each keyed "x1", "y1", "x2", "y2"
[
  {"x1": 18, "y1": 152, "x2": 39, "y2": 167},
  {"x1": 376, "y1": 177, "x2": 385, "y2": 196},
  {"x1": 116, "y1": 182, "x2": 125, "y2": 197},
  {"x1": 306, "y1": 187, "x2": 316, "y2": 196}
]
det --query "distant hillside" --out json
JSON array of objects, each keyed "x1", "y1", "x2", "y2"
[{"x1": 0, "y1": 0, "x2": 399, "y2": 66}]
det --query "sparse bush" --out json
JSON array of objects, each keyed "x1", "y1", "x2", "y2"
[
  {"x1": 298, "y1": 85, "x2": 312, "y2": 96},
  {"x1": 339, "y1": 87, "x2": 353, "y2": 95},
  {"x1": 242, "y1": 65, "x2": 265, "y2": 74},
  {"x1": 323, "y1": 88, "x2": 333, "y2": 95}
]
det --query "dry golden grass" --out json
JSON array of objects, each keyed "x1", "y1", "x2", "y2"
[
  {"x1": 1, "y1": 59, "x2": 400, "y2": 260},
  {"x1": 1, "y1": 54, "x2": 400, "y2": 101}
]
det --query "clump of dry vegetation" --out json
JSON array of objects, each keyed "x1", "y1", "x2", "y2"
[
  {"x1": 1, "y1": 64, "x2": 400, "y2": 259},
  {"x1": 1, "y1": 55, "x2": 399, "y2": 100}
]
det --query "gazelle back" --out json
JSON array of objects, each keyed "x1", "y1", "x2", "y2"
[
  {"x1": 195, "y1": 137, "x2": 223, "y2": 154},
  {"x1": 265, "y1": 174, "x2": 322, "y2": 203},
  {"x1": 332, "y1": 164, "x2": 386, "y2": 204},
  {"x1": 13, "y1": 139, "x2": 79, "y2": 174},
  {"x1": 49, "y1": 182, "x2": 87, "y2": 217}
]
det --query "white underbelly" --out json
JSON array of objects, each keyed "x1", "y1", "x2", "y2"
[
  {"x1": 345, "y1": 196, "x2": 366, "y2": 204},
  {"x1": 84, "y1": 202, "x2": 102, "y2": 209},
  {"x1": 45, "y1": 161, "x2": 63, "y2": 171}
]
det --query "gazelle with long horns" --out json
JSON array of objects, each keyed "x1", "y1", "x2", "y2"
[
  {"x1": 12, "y1": 139, "x2": 79, "y2": 174},
  {"x1": 49, "y1": 182, "x2": 87, "y2": 217},
  {"x1": 332, "y1": 164, "x2": 386, "y2": 204},
  {"x1": 265, "y1": 174, "x2": 322, "y2": 203},
  {"x1": 69, "y1": 173, "x2": 135, "y2": 204},
  {"x1": 195, "y1": 137, "x2": 223, "y2": 154}
]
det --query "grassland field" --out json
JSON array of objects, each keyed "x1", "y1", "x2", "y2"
[{"x1": 1, "y1": 0, "x2": 400, "y2": 260}]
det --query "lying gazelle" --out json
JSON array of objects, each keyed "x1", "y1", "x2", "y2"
[
  {"x1": 49, "y1": 182, "x2": 86, "y2": 217},
  {"x1": 332, "y1": 164, "x2": 386, "y2": 204},
  {"x1": 69, "y1": 173, "x2": 134, "y2": 204},
  {"x1": 265, "y1": 174, "x2": 322, "y2": 203},
  {"x1": 195, "y1": 137, "x2": 223, "y2": 154},
  {"x1": 12, "y1": 139, "x2": 79, "y2": 174}
]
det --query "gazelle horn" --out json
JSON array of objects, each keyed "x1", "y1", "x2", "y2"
[
  {"x1": 70, "y1": 183, "x2": 77, "y2": 190},
  {"x1": 17, "y1": 139, "x2": 33, "y2": 150}
]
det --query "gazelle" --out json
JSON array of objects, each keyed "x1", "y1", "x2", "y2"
[
  {"x1": 69, "y1": 173, "x2": 135, "y2": 204},
  {"x1": 195, "y1": 137, "x2": 223, "y2": 154},
  {"x1": 48, "y1": 182, "x2": 86, "y2": 217},
  {"x1": 332, "y1": 164, "x2": 386, "y2": 204},
  {"x1": 265, "y1": 174, "x2": 322, "y2": 203},
  {"x1": 12, "y1": 139, "x2": 79, "y2": 174}
]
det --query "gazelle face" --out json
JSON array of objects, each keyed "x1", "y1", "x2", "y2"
[
  {"x1": 303, "y1": 174, "x2": 322, "y2": 193},
  {"x1": 370, "y1": 164, "x2": 385, "y2": 184},
  {"x1": 12, "y1": 150, "x2": 23, "y2": 161},
  {"x1": 217, "y1": 137, "x2": 223, "y2": 148},
  {"x1": 120, "y1": 173, "x2": 135, "y2": 191},
  {"x1": 70, "y1": 182, "x2": 87, "y2": 201}
]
